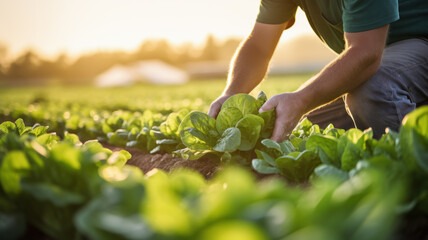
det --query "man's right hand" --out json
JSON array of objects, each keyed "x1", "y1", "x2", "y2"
[{"x1": 207, "y1": 95, "x2": 231, "y2": 118}]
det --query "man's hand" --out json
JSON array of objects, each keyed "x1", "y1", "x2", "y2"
[
  {"x1": 259, "y1": 92, "x2": 306, "y2": 142},
  {"x1": 208, "y1": 21, "x2": 292, "y2": 119},
  {"x1": 208, "y1": 95, "x2": 231, "y2": 118}
]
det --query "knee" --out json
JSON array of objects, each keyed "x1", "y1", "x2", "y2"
[
  {"x1": 345, "y1": 67, "x2": 412, "y2": 137},
  {"x1": 346, "y1": 70, "x2": 388, "y2": 119}
]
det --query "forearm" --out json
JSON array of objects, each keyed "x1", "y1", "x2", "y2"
[
  {"x1": 222, "y1": 39, "x2": 272, "y2": 96},
  {"x1": 221, "y1": 22, "x2": 289, "y2": 96},
  {"x1": 296, "y1": 45, "x2": 382, "y2": 114}
]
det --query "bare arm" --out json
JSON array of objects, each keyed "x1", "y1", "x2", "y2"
[
  {"x1": 296, "y1": 25, "x2": 389, "y2": 113},
  {"x1": 223, "y1": 21, "x2": 293, "y2": 95},
  {"x1": 208, "y1": 20, "x2": 294, "y2": 117},
  {"x1": 260, "y1": 25, "x2": 389, "y2": 141}
]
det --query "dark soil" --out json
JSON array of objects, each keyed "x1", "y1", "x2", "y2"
[
  {"x1": 103, "y1": 143, "x2": 222, "y2": 179},
  {"x1": 103, "y1": 143, "x2": 278, "y2": 181},
  {"x1": 394, "y1": 213, "x2": 428, "y2": 240}
]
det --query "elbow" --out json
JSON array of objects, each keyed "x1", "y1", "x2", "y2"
[
  {"x1": 366, "y1": 48, "x2": 383, "y2": 71},
  {"x1": 349, "y1": 45, "x2": 383, "y2": 77}
]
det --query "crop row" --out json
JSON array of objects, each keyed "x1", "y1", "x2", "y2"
[
  {"x1": 1, "y1": 90, "x2": 428, "y2": 239},
  {"x1": 1, "y1": 111, "x2": 426, "y2": 240}
]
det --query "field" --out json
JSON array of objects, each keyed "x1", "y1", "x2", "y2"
[{"x1": 1, "y1": 74, "x2": 428, "y2": 240}]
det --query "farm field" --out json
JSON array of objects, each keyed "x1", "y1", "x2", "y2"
[{"x1": 1, "y1": 74, "x2": 428, "y2": 240}]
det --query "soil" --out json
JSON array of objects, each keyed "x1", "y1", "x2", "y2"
[
  {"x1": 102, "y1": 143, "x2": 221, "y2": 179},
  {"x1": 103, "y1": 143, "x2": 277, "y2": 181}
]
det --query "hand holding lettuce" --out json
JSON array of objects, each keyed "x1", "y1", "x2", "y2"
[{"x1": 174, "y1": 92, "x2": 275, "y2": 161}]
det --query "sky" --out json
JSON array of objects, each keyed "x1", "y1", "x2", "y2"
[{"x1": 0, "y1": 0, "x2": 314, "y2": 59}]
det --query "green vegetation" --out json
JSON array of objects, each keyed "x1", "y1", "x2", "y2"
[
  {"x1": 0, "y1": 75, "x2": 427, "y2": 239},
  {"x1": 170, "y1": 92, "x2": 274, "y2": 161}
]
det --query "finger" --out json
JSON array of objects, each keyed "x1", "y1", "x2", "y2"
[
  {"x1": 259, "y1": 98, "x2": 276, "y2": 113},
  {"x1": 208, "y1": 102, "x2": 221, "y2": 118},
  {"x1": 270, "y1": 116, "x2": 290, "y2": 142}
]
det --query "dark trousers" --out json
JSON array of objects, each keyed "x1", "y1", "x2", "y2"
[{"x1": 307, "y1": 38, "x2": 428, "y2": 138}]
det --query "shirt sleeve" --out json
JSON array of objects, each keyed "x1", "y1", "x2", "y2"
[
  {"x1": 256, "y1": 0, "x2": 298, "y2": 24},
  {"x1": 342, "y1": 0, "x2": 399, "y2": 32}
]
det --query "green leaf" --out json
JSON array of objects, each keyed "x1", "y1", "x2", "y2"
[
  {"x1": 106, "y1": 150, "x2": 131, "y2": 167},
  {"x1": 279, "y1": 141, "x2": 296, "y2": 155},
  {"x1": 236, "y1": 114, "x2": 264, "y2": 151},
  {"x1": 255, "y1": 149, "x2": 276, "y2": 166},
  {"x1": 0, "y1": 151, "x2": 30, "y2": 195},
  {"x1": 323, "y1": 124, "x2": 345, "y2": 138},
  {"x1": 370, "y1": 130, "x2": 398, "y2": 160},
  {"x1": 75, "y1": 180, "x2": 150, "y2": 240},
  {"x1": 222, "y1": 94, "x2": 258, "y2": 116},
  {"x1": 213, "y1": 127, "x2": 241, "y2": 152},
  {"x1": 30, "y1": 124, "x2": 49, "y2": 136},
  {"x1": 108, "y1": 129, "x2": 130, "y2": 146},
  {"x1": 21, "y1": 182, "x2": 84, "y2": 207},
  {"x1": 261, "y1": 139, "x2": 283, "y2": 154},
  {"x1": 399, "y1": 106, "x2": 428, "y2": 173},
  {"x1": 338, "y1": 129, "x2": 365, "y2": 171},
  {"x1": 275, "y1": 150, "x2": 320, "y2": 183},
  {"x1": 181, "y1": 128, "x2": 213, "y2": 150},
  {"x1": 49, "y1": 143, "x2": 81, "y2": 171},
  {"x1": 290, "y1": 136, "x2": 305, "y2": 151},
  {"x1": 292, "y1": 118, "x2": 314, "y2": 138},
  {"x1": 0, "y1": 121, "x2": 16, "y2": 135},
  {"x1": 216, "y1": 107, "x2": 243, "y2": 133},
  {"x1": 252, "y1": 159, "x2": 280, "y2": 174},
  {"x1": 179, "y1": 111, "x2": 218, "y2": 150},
  {"x1": 173, "y1": 148, "x2": 214, "y2": 160},
  {"x1": 36, "y1": 133, "x2": 59, "y2": 146},
  {"x1": 306, "y1": 134, "x2": 339, "y2": 166},
  {"x1": 15, "y1": 119, "x2": 28, "y2": 135},
  {"x1": 156, "y1": 139, "x2": 178, "y2": 145},
  {"x1": 198, "y1": 221, "x2": 268, "y2": 240},
  {"x1": 314, "y1": 164, "x2": 349, "y2": 182},
  {"x1": 160, "y1": 109, "x2": 190, "y2": 138},
  {"x1": 255, "y1": 91, "x2": 268, "y2": 110},
  {"x1": 258, "y1": 109, "x2": 275, "y2": 139},
  {"x1": 63, "y1": 132, "x2": 82, "y2": 145}
]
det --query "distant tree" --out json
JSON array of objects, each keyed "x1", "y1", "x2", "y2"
[
  {"x1": 0, "y1": 36, "x2": 246, "y2": 83},
  {"x1": 174, "y1": 42, "x2": 199, "y2": 67},
  {"x1": 199, "y1": 35, "x2": 219, "y2": 61},
  {"x1": 35, "y1": 53, "x2": 70, "y2": 79},
  {"x1": 7, "y1": 50, "x2": 42, "y2": 80},
  {"x1": 0, "y1": 43, "x2": 8, "y2": 79},
  {"x1": 218, "y1": 38, "x2": 242, "y2": 61},
  {"x1": 133, "y1": 39, "x2": 175, "y2": 64},
  {"x1": 0, "y1": 63, "x2": 4, "y2": 80},
  {"x1": 51, "y1": 53, "x2": 70, "y2": 78}
]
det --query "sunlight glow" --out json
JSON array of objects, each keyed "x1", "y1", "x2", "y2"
[{"x1": 0, "y1": 0, "x2": 313, "y2": 58}]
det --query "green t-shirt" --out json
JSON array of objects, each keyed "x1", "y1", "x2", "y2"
[{"x1": 257, "y1": 0, "x2": 428, "y2": 53}]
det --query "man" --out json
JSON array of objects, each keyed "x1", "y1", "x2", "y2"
[{"x1": 208, "y1": 0, "x2": 428, "y2": 141}]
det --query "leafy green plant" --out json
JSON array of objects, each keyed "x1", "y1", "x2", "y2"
[
  {"x1": 173, "y1": 92, "x2": 274, "y2": 161},
  {"x1": 251, "y1": 119, "x2": 342, "y2": 183},
  {"x1": 1, "y1": 85, "x2": 428, "y2": 240},
  {"x1": 252, "y1": 137, "x2": 320, "y2": 183},
  {"x1": 75, "y1": 166, "x2": 404, "y2": 240},
  {"x1": 0, "y1": 119, "x2": 131, "y2": 240},
  {"x1": 397, "y1": 106, "x2": 428, "y2": 213}
]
